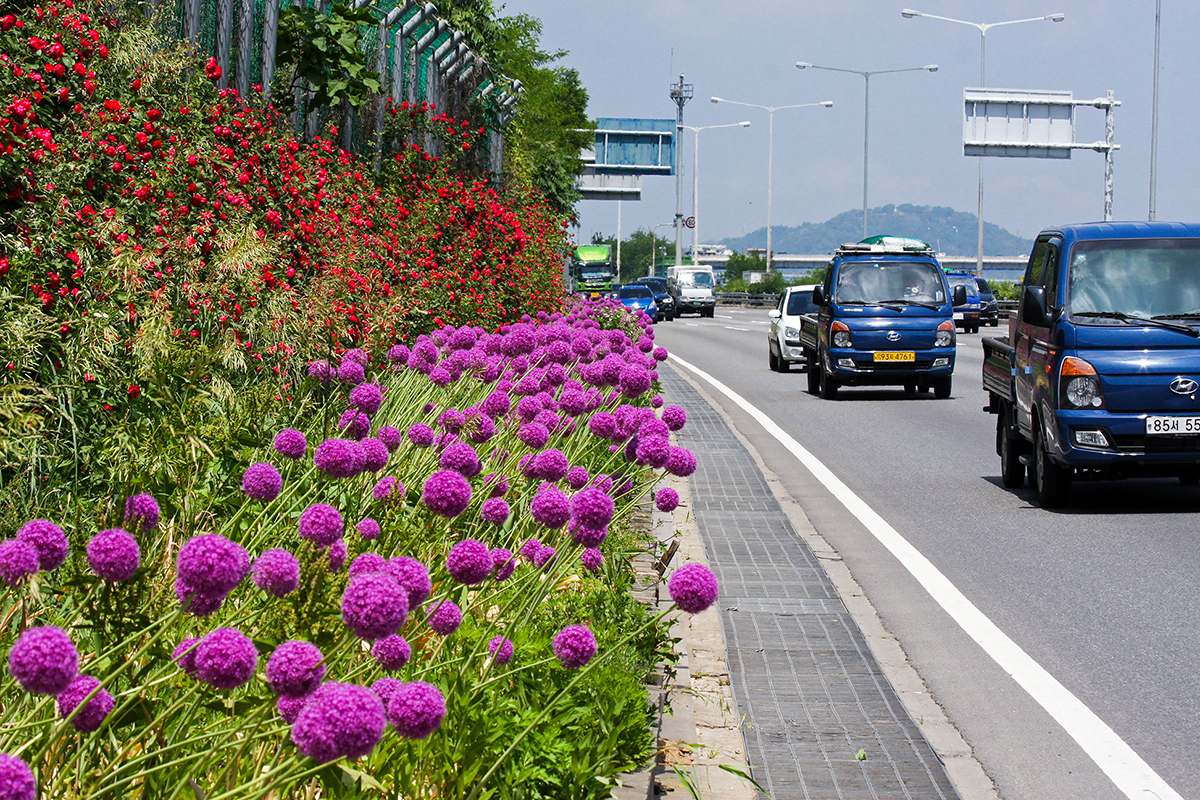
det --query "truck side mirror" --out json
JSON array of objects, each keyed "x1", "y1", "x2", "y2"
[
  {"x1": 812, "y1": 285, "x2": 827, "y2": 306},
  {"x1": 953, "y1": 285, "x2": 967, "y2": 306},
  {"x1": 1021, "y1": 285, "x2": 1050, "y2": 327}
]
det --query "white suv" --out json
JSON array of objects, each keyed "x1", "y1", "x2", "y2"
[{"x1": 767, "y1": 284, "x2": 818, "y2": 372}]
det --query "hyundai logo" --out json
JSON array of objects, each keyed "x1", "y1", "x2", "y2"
[
  {"x1": 886, "y1": 330, "x2": 902, "y2": 342},
  {"x1": 1170, "y1": 377, "x2": 1199, "y2": 396}
]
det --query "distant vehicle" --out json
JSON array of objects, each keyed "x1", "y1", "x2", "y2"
[
  {"x1": 667, "y1": 264, "x2": 716, "y2": 317},
  {"x1": 767, "y1": 284, "x2": 818, "y2": 372},
  {"x1": 633, "y1": 276, "x2": 675, "y2": 321},
  {"x1": 975, "y1": 276, "x2": 999, "y2": 326},
  {"x1": 945, "y1": 271, "x2": 982, "y2": 333},
  {"x1": 569, "y1": 245, "x2": 617, "y2": 297},
  {"x1": 616, "y1": 284, "x2": 658, "y2": 323}
]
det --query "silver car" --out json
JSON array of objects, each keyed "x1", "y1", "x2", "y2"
[{"x1": 767, "y1": 284, "x2": 818, "y2": 372}]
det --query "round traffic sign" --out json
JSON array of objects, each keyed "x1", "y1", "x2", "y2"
[{"x1": 685, "y1": 217, "x2": 696, "y2": 229}]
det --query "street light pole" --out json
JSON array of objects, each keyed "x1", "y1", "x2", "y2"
[
  {"x1": 649, "y1": 222, "x2": 673, "y2": 278},
  {"x1": 670, "y1": 75, "x2": 694, "y2": 269},
  {"x1": 796, "y1": 61, "x2": 937, "y2": 238},
  {"x1": 902, "y1": 9, "x2": 1064, "y2": 274},
  {"x1": 681, "y1": 121, "x2": 752, "y2": 262},
  {"x1": 710, "y1": 96, "x2": 833, "y2": 272}
]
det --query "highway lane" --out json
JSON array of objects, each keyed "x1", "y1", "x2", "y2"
[{"x1": 653, "y1": 307, "x2": 1200, "y2": 800}]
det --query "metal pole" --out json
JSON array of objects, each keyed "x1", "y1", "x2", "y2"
[
  {"x1": 1105, "y1": 90, "x2": 1115, "y2": 221},
  {"x1": 670, "y1": 75, "x2": 691, "y2": 268},
  {"x1": 766, "y1": 108, "x2": 774, "y2": 272},
  {"x1": 235, "y1": 0, "x2": 253, "y2": 97},
  {"x1": 261, "y1": 0, "x2": 281, "y2": 103},
  {"x1": 975, "y1": 29, "x2": 986, "y2": 276},
  {"x1": 692, "y1": 128, "x2": 700, "y2": 260},
  {"x1": 862, "y1": 74, "x2": 870, "y2": 238},
  {"x1": 1149, "y1": 0, "x2": 1160, "y2": 220},
  {"x1": 616, "y1": 201, "x2": 622, "y2": 279}
]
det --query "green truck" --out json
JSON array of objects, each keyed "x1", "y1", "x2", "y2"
[{"x1": 569, "y1": 245, "x2": 617, "y2": 297}]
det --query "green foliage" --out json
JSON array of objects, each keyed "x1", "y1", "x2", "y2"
[
  {"x1": 991, "y1": 280, "x2": 1020, "y2": 301},
  {"x1": 276, "y1": 2, "x2": 383, "y2": 112},
  {"x1": 590, "y1": 229, "x2": 672, "y2": 282}
]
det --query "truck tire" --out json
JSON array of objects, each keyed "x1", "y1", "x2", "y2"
[
  {"x1": 997, "y1": 413, "x2": 1025, "y2": 488},
  {"x1": 805, "y1": 351, "x2": 820, "y2": 394},
  {"x1": 818, "y1": 366, "x2": 839, "y2": 400},
  {"x1": 1033, "y1": 423, "x2": 1070, "y2": 508},
  {"x1": 933, "y1": 376, "x2": 952, "y2": 398}
]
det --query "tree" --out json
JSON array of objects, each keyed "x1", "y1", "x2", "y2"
[{"x1": 590, "y1": 229, "x2": 673, "y2": 281}]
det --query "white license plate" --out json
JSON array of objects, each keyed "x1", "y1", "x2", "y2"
[
  {"x1": 1146, "y1": 416, "x2": 1200, "y2": 435},
  {"x1": 953, "y1": 312, "x2": 963, "y2": 320}
]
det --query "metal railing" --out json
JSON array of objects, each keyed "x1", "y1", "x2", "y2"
[{"x1": 715, "y1": 291, "x2": 779, "y2": 307}]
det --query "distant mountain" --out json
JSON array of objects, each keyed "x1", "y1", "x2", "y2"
[{"x1": 720, "y1": 204, "x2": 1032, "y2": 257}]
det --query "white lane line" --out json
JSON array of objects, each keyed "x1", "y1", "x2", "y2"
[
  {"x1": 723, "y1": 326, "x2": 751, "y2": 332},
  {"x1": 668, "y1": 352, "x2": 1183, "y2": 800}
]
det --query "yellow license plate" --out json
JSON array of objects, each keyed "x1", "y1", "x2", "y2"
[{"x1": 874, "y1": 352, "x2": 915, "y2": 362}]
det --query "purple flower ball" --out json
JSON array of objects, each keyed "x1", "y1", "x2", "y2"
[
  {"x1": 313, "y1": 438, "x2": 365, "y2": 479},
  {"x1": 0, "y1": 754, "x2": 36, "y2": 800},
  {"x1": 343, "y1": 347, "x2": 369, "y2": 365},
  {"x1": 124, "y1": 493, "x2": 160, "y2": 533},
  {"x1": 267, "y1": 640, "x2": 326, "y2": 698},
  {"x1": 534, "y1": 545, "x2": 557, "y2": 570},
  {"x1": 516, "y1": 422, "x2": 550, "y2": 449},
  {"x1": 530, "y1": 485, "x2": 571, "y2": 530},
  {"x1": 571, "y1": 524, "x2": 607, "y2": 548},
  {"x1": 372, "y1": 676, "x2": 405, "y2": 709},
  {"x1": 292, "y1": 682, "x2": 386, "y2": 762},
  {"x1": 377, "y1": 426, "x2": 402, "y2": 452},
  {"x1": 349, "y1": 552, "x2": 387, "y2": 578},
  {"x1": 57, "y1": 674, "x2": 114, "y2": 732},
  {"x1": 570, "y1": 487, "x2": 614, "y2": 530},
  {"x1": 618, "y1": 365, "x2": 653, "y2": 398},
  {"x1": 308, "y1": 359, "x2": 333, "y2": 383},
  {"x1": 439, "y1": 442, "x2": 481, "y2": 478},
  {"x1": 86, "y1": 528, "x2": 140, "y2": 582},
  {"x1": 636, "y1": 436, "x2": 671, "y2": 469},
  {"x1": 273, "y1": 428, "x2": 308, "y2": 460},
  {"x1": 0, "y1": 540, "x2": 39, "y2": 586},
  {"x1": 338, "y1": 409, "x2": 371, "y2": 441},
  {"x1": 481, "y1": 390, "x2": 512, "y2": 418},
  {"x1": 480, "y1": 498, "x2": 510, "y2": 526},
  {"x1": 173, "y1": 637, "x2": 201, "y2": 679},
  {"x1": 242, "y1": 462, "x2": 283, "y2": 502},
  {"x1": 531, "y1": 449, "x2": 569, "y2": 482},
  {"x1": 519, "y1": 538, "x2": 542, "y2": 561},
  {"x1": 8, "y1": 625, "x2": 78, "y2": 695},
  {"x1": 16, "y1": 519, "x2": 68, "y2": 571},
  {"x1": 373, "y1": 476, "x2": 405, "y2": 504},
  {"x1": 298, "y1": 504, "x2": 344, "y2": 547},
  {"x1": 175, "y1": 577, "x2": 224, "y2": 616},
  {"x1": 386, "y1": 681, "x2": 446, "y2": 739},
  {"x1": 668, "y1": 563, "x2": 720, "y2": 614},
  {"x1": 252, "y1": 548, "x2": 300, "y2": 597},
  {"x1": 194, "y1": 628, "x2": 258, "y2": 690},
  {"x1": 407, "y1": 423, "x2": 435, "y2": 448},
  {"x1": 421, "y1": 470, "x2": 472, "y2": 518},
  {"x1": 387, "y1": 344, "x2": 411, "y2": 364},
  {"x1": 277, "y1": 694, "x2": 311, "y2": 725},
  {"x1": 666, "y1": 446, "x2": 698, "y2": 477},
  {"x1": 359, "y1": 438, "x2": 390, "y2": 473},
  {"x1": 372, "y1": 635, "x2": 412, "y2": 671},
  {"x1": 426, "y1": 600, "x2": 462, "y2": 635},
  {"x1": 177, "y1": 533, "x2": 249, "y2": 597},
  {"x1": 587, "y1": 412, "x2": 618, "y2": 441},
  {"x1": 566, "y1": 466, "x2": 590, "y2": 490},
  {"x1": 488, "y1": 636, "x2": 514, "y2": 666},
  {"x1": 553, "y1": 625, "x2": 597, "y2": 670},
  {"x1": 341, "y1": 573, "x2": 409, "y2": 640},
  {"x1": 348, "y1": 383, "x2": 384, "y2": 416},
  {"x1": 337, "y1": 360, "x2": 366, "y2": 385},
  {"x1": 357, "y1": 518, "x2": 381, "y2": 541},
  {"x1": 446, "y1": 539, "x2": 491, "y2": 585},
  {"x1": 490, "y1": 548, "x2": 516, "y2": 581},
  {"x1": 655, "y1": 487, "x2": 680, "y2": 513},
  {"x1": 581, "y1": 548, "x2": 603, "y2": 573},
  {"x1": 662, "y1": 405, "x2": 687, "y2": 431},
  {"x1": 327, "y1": 539, "x2": 348, "y2": 573},
  {"x1": 486, "y1": 473, "x2": 510, "y2": 498},
  {"x1": 387, "y1": 556, "x2": 431, "y2": 609}
]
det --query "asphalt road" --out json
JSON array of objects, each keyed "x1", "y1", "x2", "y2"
[{"x1": 653, "y1": 307, "x2": 1200, "y2": 800}]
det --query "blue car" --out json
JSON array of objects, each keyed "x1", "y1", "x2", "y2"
[
  {"x1": 944, "y1": 271, "x2": 982, "y2": 333},
  {"x1": 617, "y1": 285, "x2": 658, "y2": 323},
  {"x1": 633, "y1": 276, "x2": 675, "y2": 321}
]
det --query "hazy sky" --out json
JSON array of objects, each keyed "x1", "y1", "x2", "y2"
[{"x1": 498, "y1": 1, "x2": 1199, "y2": 252}]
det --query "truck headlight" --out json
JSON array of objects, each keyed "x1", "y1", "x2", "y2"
[
  {"x1": 934, "y1": 320, "x2": 955, "y2": 347},
  {"x1": 831, "y1": 321, "x2": 852, "y2": 348},
  {"x1": 1060, "y1": 357, "x2": 1106, "y2": 409}
]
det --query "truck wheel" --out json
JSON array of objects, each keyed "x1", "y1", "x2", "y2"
[
  {"x1": 805, "y1": 352, "x2": 820, "y2": 394},
  {"x1": 768, "y1": 346, "x2": 779, "y2": 372},
  {"x1": 818, "y1": 366, "x2": 839, "y2": 400},
  {"x1": 903, "y1": 381, "x2": 917, "y2": 394},
  {"x1": 933, "y1": 376, "x2": 952, "y2": 398},
  {"x1": 998, "y1": 414, "x2": 1025, "y2": 488},
  {"x1": 1033, "y1": 424, "x2": 1070, "y2": 508}
]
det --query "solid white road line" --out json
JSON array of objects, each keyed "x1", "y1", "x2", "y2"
[{"x1": 668, "y1": 352, "x2": 1183, "y2": 800}]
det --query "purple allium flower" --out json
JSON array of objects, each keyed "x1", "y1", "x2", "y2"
[
  {"x1": 651, "y1": 394, "x2": 665, "y2": 407},
  {"x1": 194, "y1": 628, "x2": 258, "y2": 690},
  {"x1": 327, "y1": 539, "x2": 348, "y2": 572},
  {"x1": 359, "y1": 438, "x2": 389, "y2": 473},
  {"x1": 377, "y1": 426, "x2": 402, "y2": 452},
  {"x1": 349, "y1": 552, "x2": 387, "y2": 578},
  {"x1": 587, "y1": 412, "x2": 618, "y2": 441},
  {"x1": 636, "y1": 436, "x2": 671, "y2": 469},
  {"x1": 516, "y1": 395, "x2": 541, "y2": 422},
  {"x1": 438, "y1": 408, "x2": 466, "y2": 432},
  {"x1": 387, "y1": 344, "x2": 411, "y2": 364},
  {"x1": 639, "y1": 417, "x2": 670, "y2": 440},
  {"x1": 490, "y1": 548, "x2": 516, "y2": 581},
  {"x1": 387, "y1": 556, "x2": 431, "y2": 609},
  {"x1": 242, "y1": 462, "x2": 283, "y2": 502},
  {"x1": 446, "y1": 539, "x2": 492, "y2": 585},
  {"x1": 174, "y1": 577, "x2": 224, "y2": 616},
  {"x1": 618, "y1": 365, "x2": 653, "y2": 398},
  {"x1": 277, "y1": 694, "x2": 311, "y2": 725},
  {"x1": 553, "y1": 625, "x2": 597, "y2": 669},
  {"x1": 480, "y1": 498, "x2": 510, "y2": 526},
  {"x1": 485, "y1": 473, "x2": 510, "y2": 498},
  {"x1": 386, "y1": 681, "x2": 446, "y2": 739},
  {"x1": 519, "y1": 538, "x2": 542, "y2": 561},
  {"x1": 337, "y1": 360, "x2": 366, "y2": 385},
  {"x1": 313, "y1": 438, "x2": 365, "y2": 479},
  {"x1": 426, "y1": 600, "x2": 462, "y2": 635},
  {"x1": 566, "y1": 466, "x2": 590, "y2": 490},
  {"x1": 8, "y1": 625, "x2": 77, "y2": 695},
  {"x1": 570, "y1": 487, "x2": 614, "y2": 530},
  {"x1": 407, "y1": 423, "x2": 435, "y2": 448},
  {"x1": 533, "y1": 545, "x2": 557, "y2": 570},
  {"x1": 581, "y1": 548, "x2": 603, "y2": 573},
  {"x1": 371, "y1": 635, "x2": 412, "y2": 671},
  {"x1": 373, "y1": 476, "x2": 405, "y2": 504},
  {"x1": 174, "y1": 637, "x2": 201, "y2": 679},
  {"x1": 298, "y1": 504, "x2": 344, "y2": 547},
  {"x1": 666, "y1": 447, "x2": 698, "y2": 477},
  {"x1": 571, "y1": 524, "x2": 607, "y2": 548},
  {"x1": 439, "y1": 442, "x2": 482, "y2": 479},
  {"x1": 653, "y1": 347, "x2": 669, "y2": 362},
  {"x1": 481, "y1": 390, "x2": 512, "y2": 419},
  {"x1": 0, "y1": 754, "x2": 36, "y2": 800},
  {"x1": 372, "y1": 676, "x2": 405, "y2": 709},
  {"x1": 655, "y1": 487, "x2": 680, "y2": 513},
  {"x1": 464, "y1": 410, "x2": 496, "y2": 444},
  {"x1": 57, "y1": 674, "x2": 114, "y2": 732},
  {"x1": 530, "y1": 485, "x2": 571, "y2": 530},
  {"x1": 668, "y1": 563, "x2": 719, "y2": 614},
  {"x1": 516, "y1": 422, "x2": 550, "y2": 449},
  {"x1": 292, "y1": 682, "x2": 387, "y2": 762},
  {"x1": 16, "y1": 519, "x2": 68, "y2": 571},
  {"x1": 531, "y1": 449, "x2": 569, "y2": 482},
  {"x1": 337, "y1": 409, "x2": 371, "y2": 441},
  {"x1": 488, "y1": 636, "x2": 514, "y2": 666},
  {"x1": 662, "y1": 405, "x2": 687, "y2": 431},
  {"x1": 308, "y1": 359, "x2": 333, "y2": 383},
  {"x1": 267, "y1": 641, "x2": 326, "y2": 698},
  {"x1": 343, "y1": 348, "x2": 369, "y2": 366},
  {"x1": 348, "y1": 383, "x2": 384, "y2": 416},
  {"x1": 421, "y1": 470, "x2": 472, "y2": 518},
  {"x1": 177, "y1": 534, "x2": 249, "y2": 597},
  {"x1": 0, "y1": 540, "x2": 39, "y2": 586},
  {"x1": 252, "y1": 549, "x2": 300, "y2": 597},
  {"x1": 357, "y1": 518, "x2": 381, "y2": 541},
  {"x1": 86, "y1": 529, "x2": 140, "y2": 582},
  {"x1": 341, "y1": 574, "x2": 409, "y2": 640},
  {"x1": 428, "y1": 365, "x2": 453, "y2": 387},
  {"x1": 273, "y1": 428, "x2": 308, "y2": 460}
]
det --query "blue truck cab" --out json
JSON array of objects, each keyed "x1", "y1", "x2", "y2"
[
  {"x1": 799, "y1": 237, "x2": 965, "y2": 399},
  {"x1": 983, "y1": 221, "x2": 1200, "y2": 507}
]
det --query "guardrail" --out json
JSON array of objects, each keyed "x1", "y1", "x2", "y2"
[{"x1": 715, "y1": 291, "x2": 779, "y2": 307}]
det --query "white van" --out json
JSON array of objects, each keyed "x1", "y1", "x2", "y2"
[{"x1": 667, "y1": 264, "x2": 716, "y2": 318}]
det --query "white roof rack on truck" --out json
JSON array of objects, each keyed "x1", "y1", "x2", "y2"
[{"x1": 836, "y1": 236, "x2": 935, "y2": 256}]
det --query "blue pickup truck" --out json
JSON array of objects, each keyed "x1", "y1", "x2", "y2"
[
  {"x1": 983, "y1": 221, "x2": 1200, "y2": 507},
  {"x1": 799, "y1": 237, "x2": 965, "y2": 399}
]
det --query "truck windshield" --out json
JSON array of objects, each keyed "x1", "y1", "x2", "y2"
[
  {"x1": 1068, "y1": 238, "x2": 1200, "y2": 321},
  {"x1": 682, "y1": 272, "x2": 713, "y2": 286},
  {"x1": 578, "y1": 264, "x2": 612, "y2": 277},
  {"x1": 834, "y1": 261, "x2": 946, "y2": 305}
]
